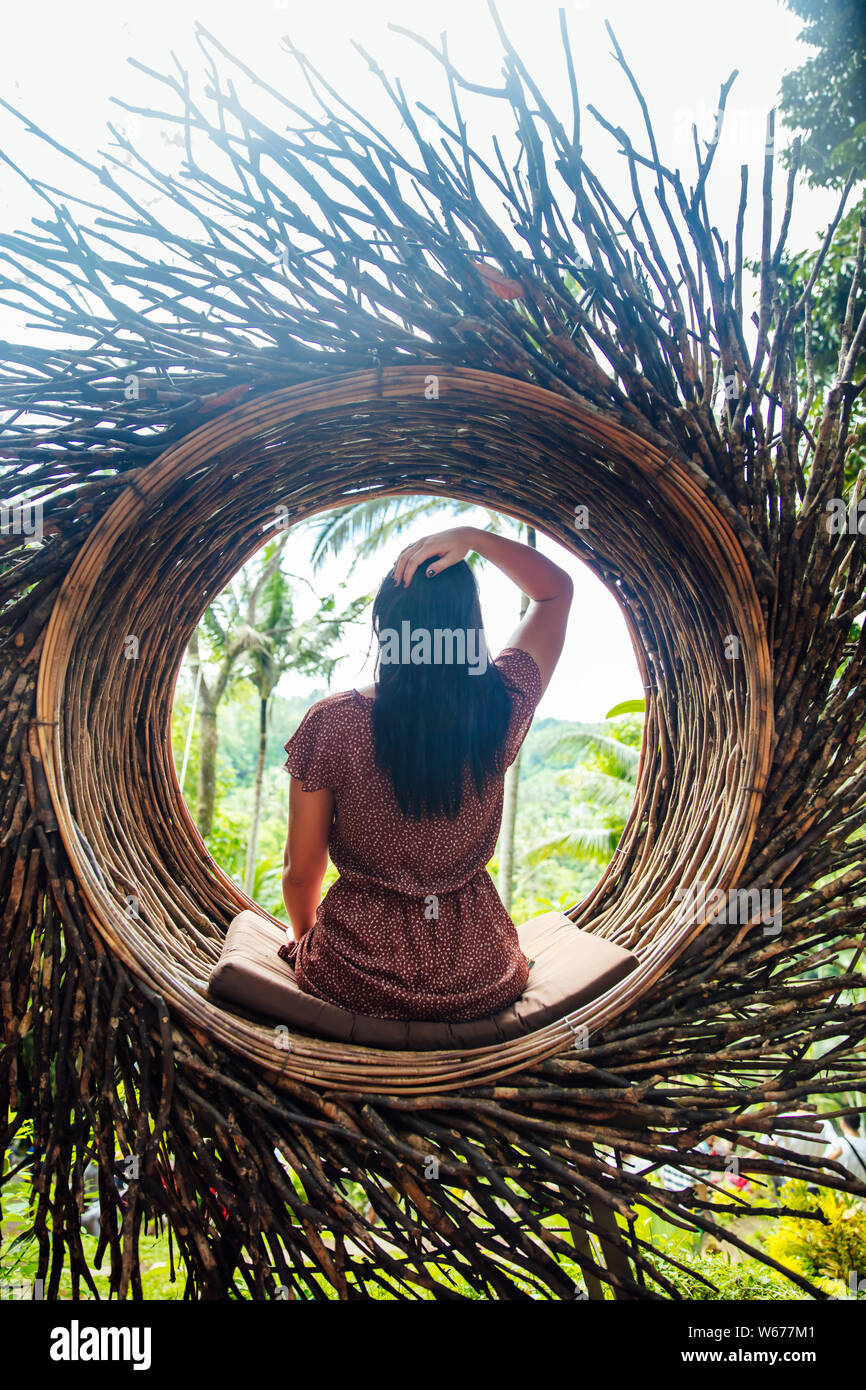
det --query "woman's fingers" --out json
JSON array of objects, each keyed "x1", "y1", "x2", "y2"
[
  {"x1": 400, "y1": 539, "x2": 440, "y2": 586},
  {"x1": 404, "y1": 543, "x2": 464, "y2": 585},
  {"x1": 393, "y1": 539, "x2": 426, "y2": 587},
  {"x1": 423, "y1": 550, "x2": 454, "y2": 578},
  {"x1": 392, "y1": 544, "x2": 413, "y2": 587},
  {"x1": 393, "y1": 529, "x2": 469, "y2": 585}
]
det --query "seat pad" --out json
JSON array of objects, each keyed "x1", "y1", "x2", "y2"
[{"x1": 207, "y1": 909, "x2": 639, "y2": 1050}]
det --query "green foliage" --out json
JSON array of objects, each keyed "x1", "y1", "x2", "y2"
[
  {"x1": 779, "y1": 0, "x2": 866, "y2": 188},
  {"x1": 772, "y1": 2, "x2": 866, "y2": 492},
  {"x1": 0, "y1": 1167, "x2": 182, "y2": 1300},
  {"x1": 205, "y1": 810, "x2": 248, "y2": 882},
  {"x1": 648, "y1": 1244, "x2": 809, "y2": 1300},
  {"x1": 522, "y1": 714, "x2": 641, "y2": 874},
  {"x1": 172, "y1": 683, "x2": 318, "y2": 797},
  {"x1": 508, "y1": 718, "x2": 626, "y2": 919},
  {"x1": 764, "y1": 1179, "x2": 866, "y2": 1291},
  {"x1": 787, "y1": 203, "x2": 865, "y2": 376},
  {"x1": 775, "y1": 200, "x2": 866, "y2": 485}
]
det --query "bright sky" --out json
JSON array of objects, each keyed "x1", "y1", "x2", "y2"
[{"x1": 1, "y1": 1, "x2": 843, "y2": 719}]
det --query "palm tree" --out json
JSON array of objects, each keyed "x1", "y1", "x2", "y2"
[
  {"x1": 187, "y1": 589, "x2": 263, "y2": 839},
  {"x1": 183, "y1": 534, "x2": 366, "y2": 846},
  {"x1": 239, "y1": 540, "x2": 294, "y2": 895},
  {"x1": 238, "y1": 545, "x2": 368, "y2": 894}
]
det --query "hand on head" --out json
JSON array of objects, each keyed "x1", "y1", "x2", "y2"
[{"x1": 392, "y1": 528, "x2": 475, "y2": 587}]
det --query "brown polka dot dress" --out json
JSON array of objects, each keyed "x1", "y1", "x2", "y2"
[{"x1": 278, "y1": 647, "x2": 543, "y2": 1022}]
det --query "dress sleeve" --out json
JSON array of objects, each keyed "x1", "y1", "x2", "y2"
[
  {"x1": 494, "y1": 646, "x2": 544, "y2": 767},
  {"x1": 282, "y1": 701, "x2": 339, "y2": 792}
]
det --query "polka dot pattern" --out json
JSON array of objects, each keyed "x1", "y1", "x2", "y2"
[{"x1": 279, "y1": 647, "x2": 543, "y2": 1021}]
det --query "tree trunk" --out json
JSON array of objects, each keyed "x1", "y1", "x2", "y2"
[
  {"x1": 244, "y1": 694, "x2": 269, "y2": 896},
  {"x1": 189, "y1": 627, "x2": 246, "y2": 841},
  {"x1": 196, "y1": 699, "x2": 219, "y2": 839},
  {"x1": 499, "y1": 745, "x2": 523, "y2": 913}
]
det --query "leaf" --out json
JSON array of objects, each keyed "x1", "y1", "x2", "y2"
[{"x1": 605, "y1": 698, "x2": 646, "y2": 718}]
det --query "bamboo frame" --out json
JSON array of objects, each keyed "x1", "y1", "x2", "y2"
[{"x1": 34, "y1": 365, "x2": 773, "y2": 1092}]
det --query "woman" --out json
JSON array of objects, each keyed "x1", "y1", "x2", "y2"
[{"x1": 279, "y1": 525, "x2": 573, "y2": 1021}]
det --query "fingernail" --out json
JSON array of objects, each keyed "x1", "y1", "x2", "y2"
[{"x1": 427, "y1": 567, "x2": 434, "y2": 577}]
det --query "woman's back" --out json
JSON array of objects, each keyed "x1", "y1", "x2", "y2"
[
  {"x1": 279, "y1": 524, "x2": 573, "y2": 1023},
  {"x1": 280, "y1": 646, "x2": 542, "y2": 1021}
]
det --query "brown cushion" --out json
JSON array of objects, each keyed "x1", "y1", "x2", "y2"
[{"x1": 207, "y1": 909, "x2": 639, "y2": 1050}]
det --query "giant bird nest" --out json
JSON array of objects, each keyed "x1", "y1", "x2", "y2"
[{"x1": 2, "y1": 15, "x2": 865, "y2": 1300}]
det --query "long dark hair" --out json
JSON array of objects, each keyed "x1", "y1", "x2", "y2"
[{"x1": 370, "y1": 559, "x2": 514, "y2": 819}]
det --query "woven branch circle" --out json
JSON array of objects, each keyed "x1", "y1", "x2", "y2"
[
  {"x1": 3, "y1": 15, "x2": 864, "y2": 1299},
  {"x1": 36, "y1": 364, "x2": 774, "y2": 1093}
]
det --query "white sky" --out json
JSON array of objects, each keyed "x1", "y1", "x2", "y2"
[{"x1": 1, "y1": 1, "x2": 844, "y2": 719}]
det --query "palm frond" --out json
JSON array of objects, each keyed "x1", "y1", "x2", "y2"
[
  {"x1": 308, "y1": 496, "x2": 523, "y2": 572},
  {"x1": 560, "y1": 768, "x2": 636, "y2": 810},
  {"x1": 546, "y1": 729, "x2": 640, "y2": 779},
  {"x1": 525, "y1": 827, "x2": 622, "y2": 867}
]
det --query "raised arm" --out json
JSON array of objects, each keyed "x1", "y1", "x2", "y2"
[{"x1": 393, "y1": 525, "x2": 573, "y2": 694}]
